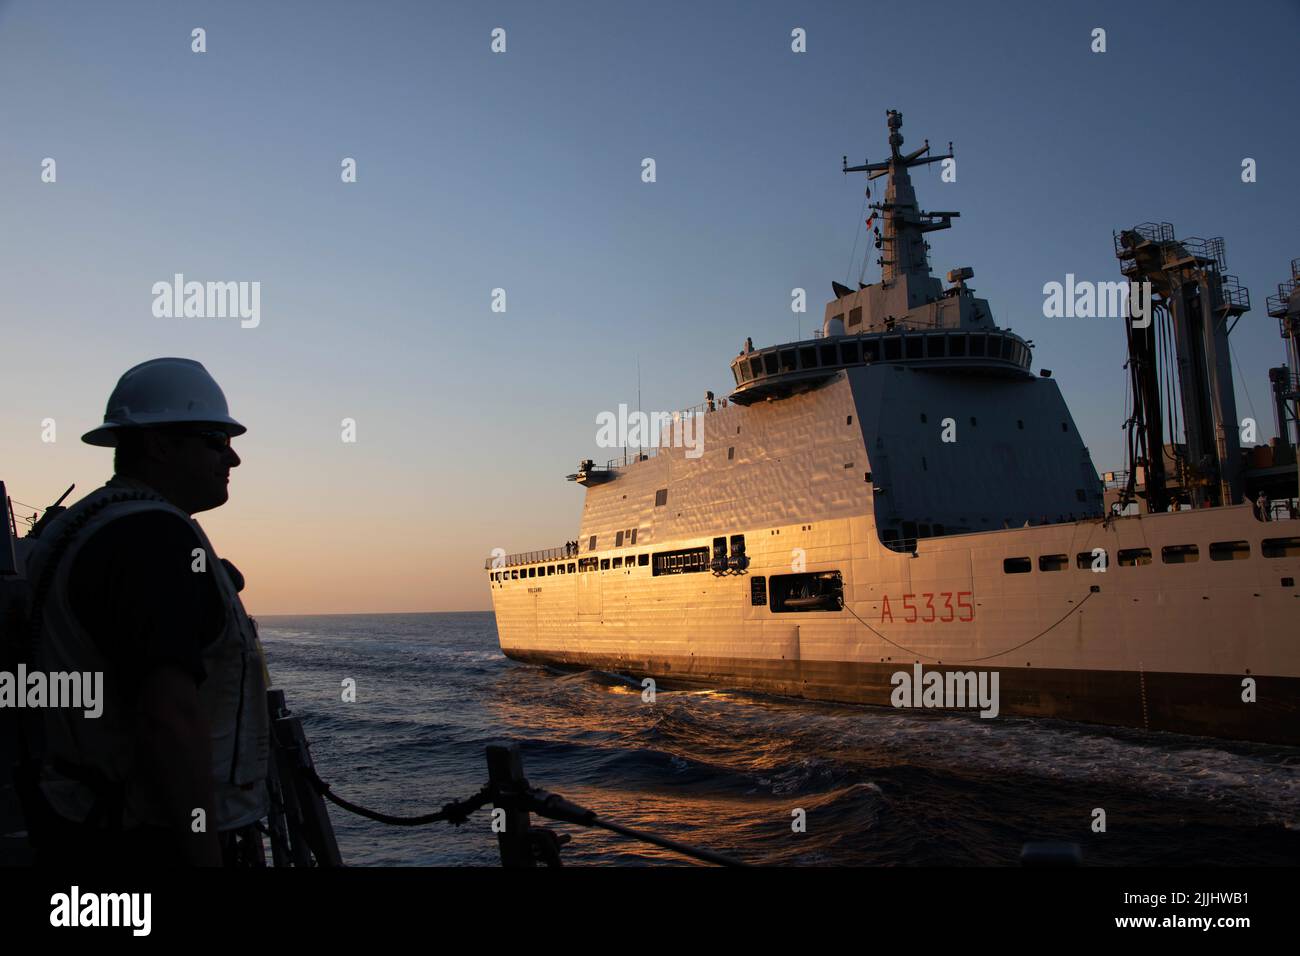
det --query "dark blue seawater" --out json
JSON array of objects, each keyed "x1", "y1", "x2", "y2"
[{"x1": 258, "y1": 612, "x2": 1300, "y2": 866}]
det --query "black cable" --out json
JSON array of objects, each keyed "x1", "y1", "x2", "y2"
[
  {"x1": 588, "y1": 816, "x2": 748, "y2": 868},
  {"x1": 520, "y1": 787, "x2": 748, "y2": 867},
  {"x1": 302, "y1": 766, "x2": 490, "y2": 827}
]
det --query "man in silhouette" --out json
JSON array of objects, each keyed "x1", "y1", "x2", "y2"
[{"x1": 21, "y1": 358, "x2": 268, "y2": 867}]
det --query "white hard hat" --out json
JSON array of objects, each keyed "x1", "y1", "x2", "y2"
[{"x1": 81, "y1": 357, "x2": 246, "y2": 447}]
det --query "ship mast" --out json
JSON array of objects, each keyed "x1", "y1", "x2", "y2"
[{"x1": 843, "y1": 110, "x2": 956, "y2": 288}]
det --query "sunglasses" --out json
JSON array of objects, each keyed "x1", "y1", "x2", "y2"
[{"x1": 162, "y1": 428, "x2": 234, "y2": 451}]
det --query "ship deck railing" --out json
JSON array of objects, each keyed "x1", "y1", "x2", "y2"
[
  {"x1": 602, "y1": 400, "x2": 722, "y2": 471},
  {"x1": 486, "y1": 545, "x2": 578, "y2": 570}
]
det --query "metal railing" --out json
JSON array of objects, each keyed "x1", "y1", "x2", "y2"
[
  {"x1": 605, "y1": 448, "x2": 659, "y2": 469},
  {"x1": 1115, "y1": 224, "x2": 1227, "y2": 272},
  {"x1": 1218, "y1": 274, "x2": 1250, "y2": 313},
  {"x1": 602, "y1": 400, "x2": 723, "y2": 471},
  {"x1": 485, "y1": 545, "x2": 578, "y2": 570},
  {"x1": 1267, "y1": 279, "x2": 1296, "y2": 319}
]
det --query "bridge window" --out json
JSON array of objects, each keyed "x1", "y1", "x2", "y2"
[
  {"x1": 1077, "y1": 550, "x2": 1108, "y2": 569},
  {"x1": 1000, "y1": 337, "x2": 1014, "y2": 361},
  {"x1": 652, "y1": 546, "x2": 710, "y2": 576},
  {"x1": 949, "y1": 335, "x2": 967, "y2": 357},
  {"x1": 749, "y1": 356, "x2": 763, "y2": 378},
  {"x1": 863, "y1": 339, "x2": 879, "y2": 361},
  {"x1": 884, "y1": 337, "x2": 901, "y2": 361},
  {"x1": 779, "y1": 350, "x2": 796, "y2": 372},
  {"x1": 764, "y1": 352, "x2": 779, "y2": 375},
  {"x1": 840, "y1": 340, "x2": 861, "y2": 364},
  {"x1": 1162, "y1": 544, "x2": 1199, "y2": 564},
  {"x1": 820, "y1": 343, "x2": 838, "y2": 365},
  {"x1": 1263, "y1": 537, "x2": 1300, "y2": 558},
  {"x1": 612, "y1": 557, "x2": 623, "y2": 568},
  {"x1": 1003, "y1": 557, "x2": 1032, "y2": 574},
  {"x1": 1210, "y1": 540, "x2": 1250, "y2": 561},
  {"x1": 927, "y1": 336, "x2": 946, "y2": 358},
  {"x1": 799, "y1": 346, "x2": 817, "y2": 368},
  {"x1": 906, "y1": 337, "x2": 923, "y2": 359},
  {"x1": 600, "y1": 559, "x2": 610, "y2": 570},
  {"x1": 1118, "y1": 547, "x2": 1152, "y2": 566},
  {"x1": 568, "y1": 562, "x2": 576, "y2": 572},
  {"x1": 1039, "y1": 554, "x2": 1068, "y2": 571},
  {"x1": 638, "y1": 553, "x2": 649, "y2": 567},
  {"x1": 970, "y1": 335, "x2": 986, "y2": 357}
]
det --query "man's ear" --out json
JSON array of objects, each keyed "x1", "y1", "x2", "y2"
[{"x1": 140, "y1": 428, "x2": 176, "y2": 465}]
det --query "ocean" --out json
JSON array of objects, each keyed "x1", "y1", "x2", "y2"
[{"x1": 257, "y1": 612, "x2": 1300, "y2": 866}]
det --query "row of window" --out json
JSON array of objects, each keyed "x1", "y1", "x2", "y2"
[
  {"x1": 490, "y1": 536, "x2": 1299, "y2": 584},
  {"x1": 1002, "y1": 537, "x2": 1300, "y2": 573},
  {"x1": 489, "y1": 552, "x2": 654, "y2": 581},
  {"x1": 732, "y1": 332, "x2": 1029, "y2": 385},
  {"x1": 493, "y1": 534, "x2": 750, "y2": 582}
]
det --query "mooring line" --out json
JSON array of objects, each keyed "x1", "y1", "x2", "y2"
[{"x1": 841, "y1": 589, "x2": 1098, "y2": 663}]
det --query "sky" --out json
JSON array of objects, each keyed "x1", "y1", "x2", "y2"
[{"x1": 2, "y1": 0, "x2": 1297, "y2": 614}]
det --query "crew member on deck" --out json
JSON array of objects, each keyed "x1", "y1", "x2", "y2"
[{"x1": 19, "y1": 358, "x2": 270, "y2": 867}]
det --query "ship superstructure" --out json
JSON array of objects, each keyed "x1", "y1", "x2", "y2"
[{"x1": 485, "y1": 111, "x2": 1300, "y2": 745}]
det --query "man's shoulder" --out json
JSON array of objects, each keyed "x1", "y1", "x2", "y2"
[
  {"x1": 72, "y1": 508, "x2": 205, "y2": 578},
  {"x1": 90, "y1": 508, "x2": 202, "y2": 547}
]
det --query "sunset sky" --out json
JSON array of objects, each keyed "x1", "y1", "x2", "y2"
[{"x1": 2, "y1": 0, "x2": 1297, "y2": 614}]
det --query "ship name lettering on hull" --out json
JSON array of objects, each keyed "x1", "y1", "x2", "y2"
[{"x1": 880, "y1": 591, "x2": 973, "y2": 623}]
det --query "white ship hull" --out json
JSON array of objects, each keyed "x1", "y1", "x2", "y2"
[
  {"x1": 488, "y1": 384, "x2": 1300, "y2": 745},
  {"x1": 490, "y1": 508, "x2": 1299, "y2": 744}
]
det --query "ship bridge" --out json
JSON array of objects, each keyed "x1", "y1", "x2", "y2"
[
  {"x1": 729, "y1": 326, "x2": 1034, "y2": 405},
  {"x1": 730, "y1": 110, "x2": 1035, "y2": 408}
]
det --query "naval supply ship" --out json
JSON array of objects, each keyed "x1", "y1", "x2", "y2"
[{"x1": 485, "y1": 110, "x2": 1300, "y2": 746}]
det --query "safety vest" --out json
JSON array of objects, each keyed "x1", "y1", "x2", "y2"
[{"x1": 22, "y1": 476, "x2": 270, "y2": 832}]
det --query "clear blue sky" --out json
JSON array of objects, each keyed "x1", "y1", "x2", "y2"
[{"x1": 2, "y1": 0, "x2": 1297, "y2": 611}]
